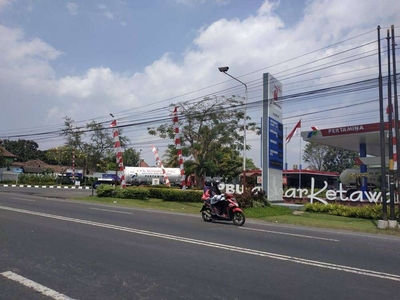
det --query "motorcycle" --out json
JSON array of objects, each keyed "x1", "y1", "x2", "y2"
[{"x1": 200, "y1": 193, "x2": 245, "y2": 226}]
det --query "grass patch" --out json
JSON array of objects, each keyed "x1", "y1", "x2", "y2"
[
  {"x1": 245, "y1": 206, "x2": 292, "y2": 218},
  {"x1": 77, "y1": 196, "x2": 203, "y2": 214}
]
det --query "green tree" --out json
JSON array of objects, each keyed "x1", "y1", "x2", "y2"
[
  {"x1": 302, "y1": 142, "x2": 329, "y2": 170},
  {"x1": 1, "y1": 139, "x2": 45, "y2": 162},
  {"x1": 323, "y1": 147, "x2": 358, "y2": 173},
  {"x1": 148, "y1": 96, "x2": 257, "y2": 185},
  {"x1": 302, "y1": 142, "x2": 358, "y2": 172},
  {"x1": 61, "y1": 117, "x2": 130, "y2": 172},
  {"x1": 0, "y1": 147, "x2": 7, "y2": 167},
  {"x1": 122, "y1": 148, "x2": 141, "y2": 167},
  {"x1": 45, "y1": 146, "x2": 85, "y2": 167}
]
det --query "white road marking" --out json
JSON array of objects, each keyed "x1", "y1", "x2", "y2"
[
  {"x1": 1, "y1": 271, "x2": 75, "y2": 300},
  {"x1": 11, "y1": 197, "x2": 36, "y2": 202},
  {"x1": 1, "y1": 205, "x2": 400, "y2": 282},
  {"x1": 241, "y1": 227, "x2": 340, "y2": 242},
  {"x1": 90, "y1": 207, "x2": 133, "y2": 215}
]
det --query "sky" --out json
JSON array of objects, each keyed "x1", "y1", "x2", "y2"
[{"x1": 0, "y1": 0, "x2": 399, "y2": 169}]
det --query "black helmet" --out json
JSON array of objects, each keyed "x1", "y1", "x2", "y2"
[
  {"x1": 212, "y1": 180, "x2": 220, "y2": 186},
  {"x1": 205, "y1": 179, "x2": 212, "y2": 186}
]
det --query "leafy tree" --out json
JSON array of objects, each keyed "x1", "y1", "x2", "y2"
[
  {"x1": 148, "y1": 96, "x2": 257, "y2": 185},
  {"x1": 0, "y1": 146, "x2": 7, "y2": 167},
  {"x1": 302, "y1": 142, "x2": 329, "y2": 170},
  {"x1": 61, "y1": 117, "x2": 130, "y2": 172},
  {"x1": 302, "y1": 142, "x2": 358, "y2": 173},
  {"x1": 1, "y1": 139, "x2": 45, "y2": 162},
  {"x1": 122, "y1": 148, "x2": 141, "y2": 167},
  {"x1": 323, "y1": 147, "x2": 358, "y2": 173},
  {"x1": 45, "y1": 146, "x2": 78, "y2": 166}
]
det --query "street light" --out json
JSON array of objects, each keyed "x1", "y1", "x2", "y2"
[{"x1": 218, "y1": 66, "x2": 248, "y2": 192}]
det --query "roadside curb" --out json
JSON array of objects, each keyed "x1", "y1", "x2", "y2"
[{"x1": 0, "y1": 184, "x2": 91, "y2": 190}]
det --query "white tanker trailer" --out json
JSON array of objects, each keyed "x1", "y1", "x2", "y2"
[{"x1": 124, "y1": 167, "x2": 182, "y2": 186}]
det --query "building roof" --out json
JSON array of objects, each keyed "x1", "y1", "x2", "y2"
[
  {"x1": 0, "y1": 146, "x2": 18, "y2": 158},
  {"x1": 139, "y1": 160, "x2": 150, "y2": 167},
  {"x1": 12, "y1": 160, "x2": 70, "y2": 174},
  {"x1": 22, "y1": 166, "x2": 43, "y2": 173}
]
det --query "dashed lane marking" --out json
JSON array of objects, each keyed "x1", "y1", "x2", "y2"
[
  {"x1": 240, "y1": 227, "x2": 340, "y2": 242},
  {"x1": 90, "y1": 207, "x2": 133, "y2": 215},
  {"x1": 1, "y1": 271, "x2": 75, "y2": 300}
]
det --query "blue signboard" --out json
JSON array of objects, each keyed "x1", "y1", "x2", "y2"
[{"x1": 268, "y1": 117, "x2": 283, "y2": 170}]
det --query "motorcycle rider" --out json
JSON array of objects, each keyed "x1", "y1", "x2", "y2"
[
  {"x1": 201, "y1": 179, "x2": 212, "y2": 200},
  {"x1": 209, "y1": 180, "x2": 225, "y2": 215}
]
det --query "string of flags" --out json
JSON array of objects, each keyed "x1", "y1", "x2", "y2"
[{"x1": 151, "y1": 145, "x2": 170, "y2": 186}]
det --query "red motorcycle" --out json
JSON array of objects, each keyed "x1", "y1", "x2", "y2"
[{"x1": 200, "y1": 193, "x2": 245, "y2": 226}]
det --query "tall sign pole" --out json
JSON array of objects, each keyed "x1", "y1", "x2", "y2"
[{"x1": 262, "y1": 73, "x2": 283, "y2": 201}]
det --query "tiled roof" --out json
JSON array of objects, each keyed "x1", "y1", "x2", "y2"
[
  {"x1": 11, "y1": 160, "x2": 70, "y2": 174},
  {"x1": 0, "y1": 146, "x2": 17, "y2": 158},
  {"x1": 139, "y1": 160, "x2": 150, "y2": 167},
  {"x1": 23, "y1": 166, "x2": 43, "y2": 173}
]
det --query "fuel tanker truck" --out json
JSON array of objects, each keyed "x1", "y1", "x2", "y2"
[{"x1": 124, "y1": 167, "x2": 182, "y2": 186}]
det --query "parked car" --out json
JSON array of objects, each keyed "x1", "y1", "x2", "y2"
[{"x1": 92, "y1": 179, "x2": 116, "y2": 189}]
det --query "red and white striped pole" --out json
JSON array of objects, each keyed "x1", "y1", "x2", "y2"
[
  {"x1": 392, "y1": 122, "x2": 397, "y2": 171},
  {"x1": 110, "y1": 117, "x2": 126, "y2": 189},
  {"x1": 72, "y1": 149, "x2": 75, "y2": 182},
  {"x1": 151, "y1": 145, "x2": 170, "y2": 186},
  {"x1": 173, "y1": 107, "x2": 186, "y2": 189}
]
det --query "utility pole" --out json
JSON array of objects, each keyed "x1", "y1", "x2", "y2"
[{"x1": 377, "y1": 25, "x2": 387, "y2": 221}]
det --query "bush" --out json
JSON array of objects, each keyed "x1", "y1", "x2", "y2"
[
  {"x1": 235, "y1": 190, "x2": 269, "y2": 209},
  {"x1": 304, "y1": 203, "x2": 398, "y2": 220},
  {"x1": 96, "y1": 185, "x2": 115, "y2": 198},
  {"x1": 18, "y1": 174, "x2": 56, "y2": 185},
  {"x1": 161, "y1": 189, "x2": 203, "y2": 203},
  {"x1": 114, "y1": 187, "x2": 150, "y2": 200},
  {"x1": 147, "y1": 187, "x2": 168, "y2": 199}
]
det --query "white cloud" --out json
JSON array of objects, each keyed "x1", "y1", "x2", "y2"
[
  {"x1": 66, "y1": 2, "x2": 78, "y2": 15},
  {"x1": 175, "y1": 0, "x2": 230, "y2": 6},
  {"x1": 103, "y1": 11, "x2": 114, "y2": 20},
  {"x1": 98, "y1": 4, "x2": 114, "y2": 20},
  {"x1": 0, "y1": 0, "x2": 14, "y2": 12}
]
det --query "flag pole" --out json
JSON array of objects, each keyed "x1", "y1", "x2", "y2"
[
  {"x1": 285, "y1": 126, "x2": 288, "y2": 171},
  {"x1": 299, "y1": 130, "x2": 302, "y2": 189}
]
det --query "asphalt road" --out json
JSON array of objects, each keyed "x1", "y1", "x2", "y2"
[{"x1": 1, "y1": 186, "x2": 400, "y2": 300}]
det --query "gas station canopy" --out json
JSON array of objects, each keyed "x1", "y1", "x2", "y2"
[{"x1": 301, "y1": 121, "x2": 391, "y2": 157}]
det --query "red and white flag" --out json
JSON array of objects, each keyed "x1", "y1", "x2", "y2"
[{"x1": 285, "y1": 119, "x2": 301, "y2": 144}]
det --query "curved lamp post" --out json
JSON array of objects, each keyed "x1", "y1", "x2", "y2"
[{"x1": 218, "y1": 66, "x2": 248, "y2": 192}]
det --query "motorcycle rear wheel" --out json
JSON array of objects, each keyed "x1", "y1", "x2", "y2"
[
  {"x1": 233, "y1": 212, "x2": 245, "y2": 226},
  {"x1": 202, "y1": 208, "x2": 213, "y2": 222}
]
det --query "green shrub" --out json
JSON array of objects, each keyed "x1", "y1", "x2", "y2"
[
  {"x1": 234, "y1": 190, "x2": 270, "y2": 208},
  {"x1": 235, "y1": 191, "x2": 254, "y2": 208},
  {"x1": 147, "y1": 187, "x2": 167, "y2": 199},
  {"x1": 161, "y1": 189, "x2": 203, "y2": 202},
  {"x1": 18, "y1": 174, "x2": 57, "y2": 185},
  {"x1": 304, "y1": 203, "x2": 398, "y2": 220},
  {"x1": 96, "y1": 185, "x2": 115, "y2": 197},
  {"x1": 114, "y1": 187, "x2": 150, "y2": 200}
]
